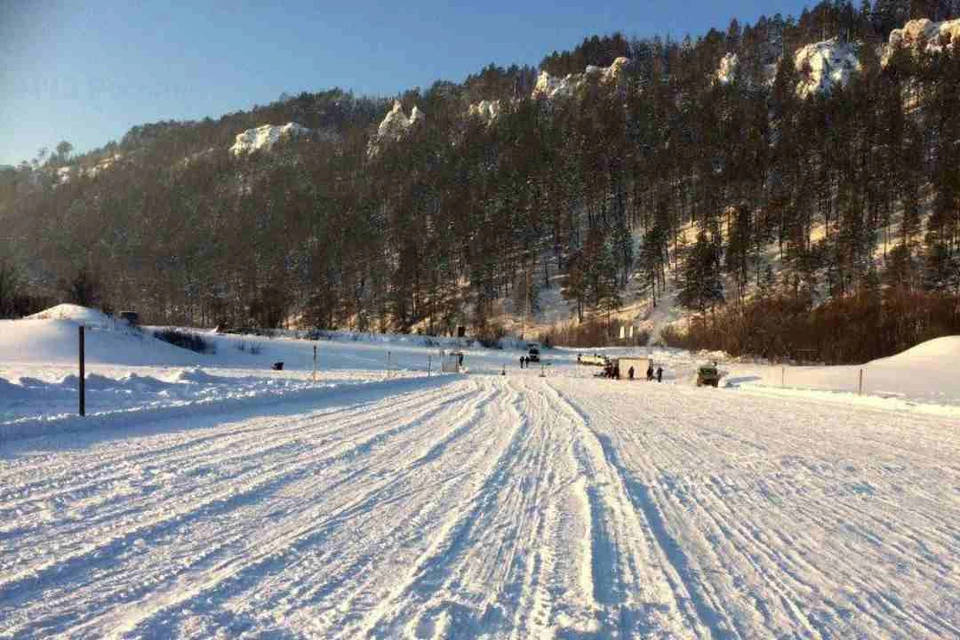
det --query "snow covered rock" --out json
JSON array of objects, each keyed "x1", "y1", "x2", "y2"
[
  {"x1": 468, "y1": 99, "x2": 501, "y2": 124},
  {"x1": 56, "y1": 166, "x2": 74, "y2": 184},
  {"x1": 794, "y1": 38, "x2": 860, "y2": 98},
  {"x1": 715, "y1": 52, "x2": 739, "y2": 85},
  {"x1": 376, "y1": 101, "x2": 424, "y2": 141},
  {"x1": 368, "y1": 102, "x2": 425, "y2": 156},
  {"x1": 87, "y1": 154, "x2": 122, "y2": 177},
  {"x1": 532, "y1": 71, "x2": 575, "y2": 99},
  {"x1": 230, "y1": 123, "x2": 310, "y2": 156},
  {"x1": 532, "y1": 57, "x2": 631, "y2": 100},
  {"x1": 883, "y1": 18, "x2": 960, "y2": 65}
]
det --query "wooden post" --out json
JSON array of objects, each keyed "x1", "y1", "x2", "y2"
[
  {"x1": 312, "y1": 344, "x2": 318, "y2": 382},
  {"x1": 79, "y1": 326, "x2": 85, "y2": 417},
  {"x1": 858, "y1": 369, "x2": 863, "y2": 396},
  {"x1": 387, "y1": 351, "x2": 391, "y2": 378},
  {"x1": 781, "y1": 365, "x2": 785, "y2": 388}
]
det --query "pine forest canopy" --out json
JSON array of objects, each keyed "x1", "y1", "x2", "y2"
[{"x1": 2, "y1": 0, "x2": 960, "y2": 364}]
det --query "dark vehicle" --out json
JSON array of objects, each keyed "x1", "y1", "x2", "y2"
[
  {"x1": 696, "y1": 363, "x2": 721, "y2": 387},
  {"x1": 119, "y1": 311, "x2": 139, "y2": 326},
  {"x1": 527, "y1": 347, "x2": 540, "y2": 363}
]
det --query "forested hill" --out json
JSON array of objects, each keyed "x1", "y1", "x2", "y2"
[{"x1": 2, "y1": 1, "x2": 960, "y2": 364}]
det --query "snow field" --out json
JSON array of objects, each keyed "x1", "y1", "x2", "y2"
[{"x1": 1, "y1": 371, "x2": 957, "y2": 638}]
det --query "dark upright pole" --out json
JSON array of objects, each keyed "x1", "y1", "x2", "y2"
[{"x1": 79, "y1": 326, "x2": 86, "y2": 417}]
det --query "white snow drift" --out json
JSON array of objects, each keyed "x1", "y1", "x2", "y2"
[{"x1": 230, "y1": 122, "x2": 310, "y2": 156}]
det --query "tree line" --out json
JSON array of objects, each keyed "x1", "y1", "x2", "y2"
[{"x1": 1, "y1": 0, "x2": 959, "y2": 363}]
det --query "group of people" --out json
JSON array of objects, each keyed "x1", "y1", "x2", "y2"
[
  {"x1": 630, "y1": 364, "x2": 663, "y2": 382},
  {"x1": 519, "y1": 356, "x2": 535, "y2": 369},
  {"x1": 602, "y1": 362, "x2": 664, "y2": 381}
]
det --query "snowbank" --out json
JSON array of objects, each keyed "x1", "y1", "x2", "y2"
[
  {"x1": 230, "y1": 123, "x2": 310, "y2": 156},
  {"x1": 0, "y1": 318, "x2": 203, "y2": 367},
  {"x1": 794, "y1": 38, "x2": 860, "y2": 98},
  {"x1": 870, "y1": 334, "x2": 960, "y2": 366},
  {"x1": 728, "y1": 335, "x2": 960, "y2": 408},
  {"x1": 26, "y1": 304, "x2": 116, "y2": 328}
]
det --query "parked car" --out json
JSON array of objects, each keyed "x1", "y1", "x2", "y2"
[{"x1": 579, "y1": 353, "x2": 609, "y2": 366}]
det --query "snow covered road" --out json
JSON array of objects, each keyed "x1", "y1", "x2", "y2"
[{"x1": 1, "y1": 373, "x2": 958, "y2": 638}]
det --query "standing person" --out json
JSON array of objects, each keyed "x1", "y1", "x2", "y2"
[
  {"x1": 628, "y1": 366, "x2": 635, "y2": 380},
  {"x1": 646, "y1": 364, "x2": 654, "y2": 381},
  {"x1": 656, "y1": 366, "x2": 663, "y2": 382},
  {"x1": 519, "y1": 356, "x2": 524, "y2": 369}
]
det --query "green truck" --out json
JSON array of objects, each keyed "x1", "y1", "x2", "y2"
[{"x1": 696, "y1": 363, "x2": 721, "y2": 387}]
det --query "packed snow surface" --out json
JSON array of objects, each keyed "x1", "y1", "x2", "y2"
[
  {"x1": 230, "y1": 123, "x2": 310, "y2": 156},
  {"x1": 2, "y1": 310, "x2": 959, "y2": 637},
  {"x1": 794, "y1": 38, "x2": 860, "y2": 98},
  {"x1": 2, "y1": 371, "x2": 958, "y2": 637}
]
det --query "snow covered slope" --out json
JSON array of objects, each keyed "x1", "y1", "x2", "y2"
[
  {"x1": 230, "y1": 123, "x2": 310, "y2": 156},
  {"x1": 794, "y1": 38, "x2": 860, "y2": 98},
  {"x1": 726, "y1": 335, "x2": 960, "y2": 409},
  {"x1": 1, "y1": 373, "x2": 957, "y2": 637}
]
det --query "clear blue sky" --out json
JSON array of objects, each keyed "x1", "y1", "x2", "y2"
[{"x1": 0, "y1": 0, "x2": 813, "y2": 166}]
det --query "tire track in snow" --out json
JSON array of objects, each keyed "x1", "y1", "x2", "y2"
[
  {"x1": 546, "y1": 383, "x2": 729, "y2": 638},
  {"x1": 548, "y1": 378, "x2": 960, "y2": 639},
  {"x1": 0, "y1": 382, "x2": 469, "y2": 596},
  {"x1": 0, "y1": 381, "x2": 483, "y2": 636},
  {"x1": 72, "y1": 379, "x2": 504, "y2": 638},
  {"x1": 356, "y1": 378, "x2": 540, "y2": 638},
  {"x1": 0, "y1": 379, "x2": 455, "y2": 511},
  {"x1": 138, "y1": 379, "x2": 505, "y2": 636}
]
